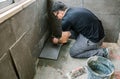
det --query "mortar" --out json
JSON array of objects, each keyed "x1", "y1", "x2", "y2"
[{"x1": 86, "y1": 56, "x2": 114, "y2": 79}]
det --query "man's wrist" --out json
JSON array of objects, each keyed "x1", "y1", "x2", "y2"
[{"x1": 57, "y1": 39, "x2": 61, "y2": 44}]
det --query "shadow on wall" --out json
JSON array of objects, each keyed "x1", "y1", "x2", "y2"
[{"x1": 47, "y1": 0, "x2": 62, "y2": 38}]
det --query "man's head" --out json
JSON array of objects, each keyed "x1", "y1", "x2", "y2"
[{"x1": 52, "y1": 1, "x2": 68, "y2": 20}]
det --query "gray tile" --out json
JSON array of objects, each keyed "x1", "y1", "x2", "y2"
[
  {"x1": 0, "y1": 20, "x2": 16, "y2": 57},
  {"x1": 39, "y1": 39, "x2": 62, "y2": 60},
  {"x1": 34, "y1": 40, "x2": 87, "y2": 79},
  {"x1": 0, "y1": 53, "x2": 18, "y2": 79},
  {"x1": 32, "y1": 30, "x2": 49, "y2": 58},
  {"x1": 9, "y1": 33, "x2": 35, "y2": 79}
]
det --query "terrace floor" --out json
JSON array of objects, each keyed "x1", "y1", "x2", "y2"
[{"x1": 34, "y1": 39, "x2": 120, "y2": 79}]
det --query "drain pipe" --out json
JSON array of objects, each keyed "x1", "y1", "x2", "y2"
[{"x1": 81, "y1": 0, "x2": 84, "y2": 8}]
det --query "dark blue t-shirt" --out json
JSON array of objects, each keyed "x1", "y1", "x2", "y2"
[{"x1": 62, "y1": 8, "x2": 105, "y2": 43}]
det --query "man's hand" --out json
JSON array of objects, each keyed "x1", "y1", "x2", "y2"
[
  {"x1": 52, "y1": 37, "x2": 59, "y2": 44},
  {"x1": 59, "y1": 31, "x2": 71, "y2": 44},
  {"x1": 52, "y1": 31, "x2": 71, "y2": 44}
]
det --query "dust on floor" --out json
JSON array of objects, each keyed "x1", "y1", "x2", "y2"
[{"x1": 34, "y1": 40, "x2": 120, "y2": 79}]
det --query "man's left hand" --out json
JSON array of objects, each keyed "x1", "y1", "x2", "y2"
[{"x1": 52, "y1": 37, "x2": 59, "y2": 44}]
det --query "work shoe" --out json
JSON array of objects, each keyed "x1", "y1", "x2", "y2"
[
  {"x1": 103, "y1": 48, "x2": 110, "y2": 58},
  {"x1": 66, "y1": 66, "x2": 86, "y2": 79}
]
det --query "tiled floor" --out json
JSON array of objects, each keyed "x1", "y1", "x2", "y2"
[{"x1": 34, "y1": 40, "x2": 120, "y2": 79}]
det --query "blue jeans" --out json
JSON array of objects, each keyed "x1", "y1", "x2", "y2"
[{"x1": 70, "y1": 34, "x2": 105, "y2": 58}]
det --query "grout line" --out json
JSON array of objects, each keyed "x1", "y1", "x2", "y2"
[
  {"x1": 9, "y1": 32, "x2": 27, "y2": 50},
  {"x1": 0, "y1": 53, "x2": 7, "y2": 61}
]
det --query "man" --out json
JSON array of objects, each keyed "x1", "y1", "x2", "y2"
[{"x1": 51, "y1": 1, "x2": 109, "y2": 58}]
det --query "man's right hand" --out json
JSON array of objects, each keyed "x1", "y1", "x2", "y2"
[{"x1": 59, "y1": 31, "x2": 71, "y2": 44}]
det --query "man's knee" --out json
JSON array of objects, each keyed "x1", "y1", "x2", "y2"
[
  {"x1": 69, "y1": 47, "x2": 78, "y2": 58},
  {"x1": 69, "y1": 46, "x2": 85, "y2": 58},
  {"x1": 69, "y1": 48, "x2": 74, "y2": 57}
]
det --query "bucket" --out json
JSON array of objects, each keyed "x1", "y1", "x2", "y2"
[{"x1": 86, "y1": 56, "x2": 114, "y2": 79}]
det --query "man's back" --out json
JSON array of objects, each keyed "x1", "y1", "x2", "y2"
[{"x1": 62, "y1": 8, "x2": 105, "y2": 43}]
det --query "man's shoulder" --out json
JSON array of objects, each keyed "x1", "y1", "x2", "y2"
[
  {"x1": 69, "y1": 7, "x2": 89, "y2": 11},
  {"x1": 66, "y1": 7, "x2": 90, "y2": 15}
]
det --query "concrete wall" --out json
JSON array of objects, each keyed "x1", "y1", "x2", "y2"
[
  {"x1": 52, "y1": 0, "x2": 120, "y2": 42},
  {"x1": 0, "y1": 0, "x2": 49, "y2": 79},
  {"x1": 0, "y1": 0, "x2": 120, "y2": 79}
]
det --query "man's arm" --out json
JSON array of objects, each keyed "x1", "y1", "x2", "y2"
[{"x1": 52, "y1": 31, "x2": 71, "y2": 44}]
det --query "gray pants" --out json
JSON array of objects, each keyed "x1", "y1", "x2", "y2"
[{"x1": 70, "y1": 34, "x2": 105, "y2": 58}]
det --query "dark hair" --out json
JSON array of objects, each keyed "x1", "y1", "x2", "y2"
[{"x1": 51, "y1": 1, "x2": 67, "y2": 12}]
